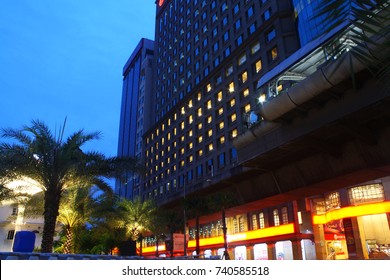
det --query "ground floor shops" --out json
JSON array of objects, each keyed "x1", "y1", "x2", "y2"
[{"x1": 140, "y1": 178, "x2": 390, "y2": 260}]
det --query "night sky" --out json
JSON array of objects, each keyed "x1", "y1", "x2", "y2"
[{"x1": 0, "y1": 0, "x2": 155, "y2": 157}]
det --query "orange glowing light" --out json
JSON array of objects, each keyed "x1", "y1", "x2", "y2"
[
  {"x1": 188, "y1": 223, "x2": 295, "y2": 247},
  {"x1": 312, "y1": 201, "x2": 390, "y2": 225}
]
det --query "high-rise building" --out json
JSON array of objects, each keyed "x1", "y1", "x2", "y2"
[
  {"x1": 141, "y1": 0, "x2": 300, "y2": 206},
  {"x1": 116, "y1": 38, "x2": 154, "y2": 200},
  {"x1": 117, "y1": 1, "x2": 390, "y2": 259}
]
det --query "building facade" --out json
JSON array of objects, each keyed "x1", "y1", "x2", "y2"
[
  {"x1": 116, "y1": 38, "x2": 155, "y2": 199},
  {"x1": 117, "y1": 0, "x2": 390, "y2": 259},
  {"x1": 142, "y1": 0, "x2": 300, "y2": 205}
]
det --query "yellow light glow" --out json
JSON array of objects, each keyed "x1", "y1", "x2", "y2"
[
  {"x1": 188, "y1": 223, "x2": 295, "y2": 248},
  {"x1": 312, "y1": 201, "x2": 390, "y2": 225},
  {"x1": 142, "y1": 245, "x2": 166, "y2": 253}
]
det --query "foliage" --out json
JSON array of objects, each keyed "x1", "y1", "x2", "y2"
[
  {"x1": 114, "y1": 197, "x2": 158, "y2": 242},
  {"x1": 0, "y1": 119, "x2": 141, "y2": 253}
]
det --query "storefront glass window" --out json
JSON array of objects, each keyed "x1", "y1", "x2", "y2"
[
  {"x1": 325, "y1": 191, "x2": 340, "y2": 211},
  {"x1": 348, "y1": 184, "x2": 385, "y2": 205}
]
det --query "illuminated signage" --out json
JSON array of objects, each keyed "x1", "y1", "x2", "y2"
[
  {"x1": 312, "y1": 201, "x2": 390, "y2": 225},
  {"x1": 158, "y1": 0, "x2": 165, "y2": 7}
]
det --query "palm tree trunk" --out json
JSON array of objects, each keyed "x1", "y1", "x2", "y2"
[
  {"x1": 63, "y1": 226, "x2": 73, "y2": 254},
  {"x1": 222, "y1": 209, "x2": 230, "y2": 260},
  {"x1": 195, "y1": 216, "x2": 200, "y2": 256},
  {"x1": 41, "y1": 188, "x2": 61, "y2": 253}
]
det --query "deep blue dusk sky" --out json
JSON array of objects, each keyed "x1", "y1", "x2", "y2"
[{"x1": 0, "y1": 1, "x2": 155, "y2": 157}]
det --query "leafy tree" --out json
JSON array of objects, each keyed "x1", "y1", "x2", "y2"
[
  {"x1": 114, "y1": 197, "x2": 157, "y2": 256},
  {"x1": 208, "y1": 191, "x2": 238, "y2": 260},
  {"x1": 184, "y1": 196, "x2": 212, "y2": 256},
  {"x1": 0, "y1": 119, "x2": 142, "y2": 253}
]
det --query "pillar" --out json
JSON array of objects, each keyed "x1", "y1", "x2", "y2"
[
  {"x1": 292, "y1": 240, "x2": 303, "y2": 260},
  {"x1": 343, "y1": 217, "x2": 366, "y2": 260},
  {"x1": 312, "y1": 224, "x2": 327, "y2": 260},
  {"x1": 246, "y1": 245, "x2": 254, "y2": 260},
  {"x1": 267, "y1": 243, "x2": 277, "y2": 260}
]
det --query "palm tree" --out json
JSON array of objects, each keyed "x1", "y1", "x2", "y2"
[
  {"x1": 0, "y1": 184, "x2": 17, "y2": 203},
  {"x1": 208, "y1": 191, "x2": 237, "y2": 260},
  {"x1": 115, "y1": 197, "x2": 157, "y2": 256},
  {"x1": 184, "y1": 196, "x2": 212, "y2": 256},
  {"x1": 313, "y1": 0, "x2": 389, "y2": 81},
  {"x1": 0, "y1": 119, "x2": 142, "y2": 253}
]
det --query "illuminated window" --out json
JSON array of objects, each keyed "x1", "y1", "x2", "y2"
[
  {"x1": 181, "y1": 135, "x2": 185, "y2": 142},
  {"x1": 239, "y1": 216, "x2": 246, "y2": 232},
  {"x1": 271, "y1": 47, "x2": 278, "y2": 60},
  {"x1": 241, "y1": 71, "x2": 248, "y2": 83},
  {"x1": 231, "y1": 113, "x2": 237, "y2": 122},
  {"x1": 325, "y1": 192, "x2": 340, "y2": 211},
  {"x1": 238, "y1": 53, "x2": 247, "y2": 65},
  {"x1": 242, "y1": 88, "x2": 249, "y2": 97},
  {"x1": 198, "y1": 107, "x2": 202, "y2": 117},
  {"x1": 181, "y1": 121, "x2": 185, "y2": 130},
  {"x1": 174, "y1": 113, "x2": 177, "y2": 120},
  {"x1": 251, "y1": 42, "x2": 260, "y2": 54},
  {"x1": 167, "y1": 132, "x2": 171, "y2": 140},
  {"x1": 349, "y1": 184, "x2": 384, "y2": 205},
  {"x1": 207, "y1": 115, "x2": 212, "y2": 123},
  {"x1": 207, "y1": 99, "x2": 212, "y2": 109},
  {"x1": 188, "y1": 129, "x2": 193, "y2": 137},
  {"x1": 173, "y1": 127, "x2": 177, "y2": 135},
  {"x1": 255, "y1": 59, "x2": 262, "y2": 73},
  {"x1": 252, "y1": 214, "x2": 258, "y2": 230},
  {"x1": 219, "y1": 136, "x2": 225, "y2": 144},
  {"x1": 244, "y1": 104, "x2": 251, "y2": 112},
  {"x1": 198, "y1": 149, "x2": 203, "y2": 157},
  {"x1": 161, "y1": 124, "x2": 165, "y2": 131},
  {"x1": 180, "y1": 147, "x2": 185, "y2": 155},
  {"x1": 273, "y1": 209, "x2": 280, "y2": 226},
  {"x1": 230, "y1": 98, "x2": 236, "y2": 107},
  {"x1": 198, "y1": 135, "x2": 203, "y2": 143},
  {"x1": 208, "y1": 143, "x2": 214, "y2": 151},
  {"x1": 198, "y1": 122, "x2": 203, "y2": 130},
  {"x1": 231, "y1": 129, "x2": 238, "y2": 138},
  {"x1": 168, "y1": 118, "x2": 171, "y2": 126},
  {"x1": 281, "y1": 207, "x2": 288, "y2": 224},
  {"x1": 156, "y1": 129, "x2": 159, "y2": 136},
  {"x1": 188, "y1": 155, "x2": 194, "y2": 162},
  {"x1": 208, "y1": 129, "x2": 213, "y2": 137},
  {"x1": 217, "y1": 91, "x2": 223, "y2": 102},
  {"x1": 207, "y1": 83, "x2": 212, "y2": 92},
  {"x1": 188, "y1": 115, "x2": 193, "y2": 124},
  {"x1": 228, "y1": 82, "x2": 235, "y2": 93},
  {"x1": 197, "y1": 92, "x2": 202, "y2": 101},
  {"x1": 161, "y1": 137, "x2": 165, "y2": 145},
  {"x1": 180, "y1": 160, "x2": 185, "y2": 167},
  {"x1": 188, "y1": 99, "x2": 193, "y2": 108},
  {"x1": 219, "y1": 121, "x2": 224, "y2": 130},
  {"x1": 259, "y1": 212, "x2": 265, "y2": 229},
  {"x1": 218, "y1": 107, "x2": 223, "y2": 115}
]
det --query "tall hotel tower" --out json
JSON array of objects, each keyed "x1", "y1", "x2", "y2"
[{"x1": 140, "y1": 0, "x2": 302, "y2": 207}]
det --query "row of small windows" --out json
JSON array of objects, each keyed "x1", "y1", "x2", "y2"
[
  {"x1": 144, "y1": 149, "x2": 237, "y2": 197},
  {"x1": 155, "y1": 1, "x2": 276, "y2": 115}
]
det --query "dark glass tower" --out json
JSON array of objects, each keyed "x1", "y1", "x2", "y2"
[{"x1": 116, "y1": 38, "x2": 154, "y2": 199}]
